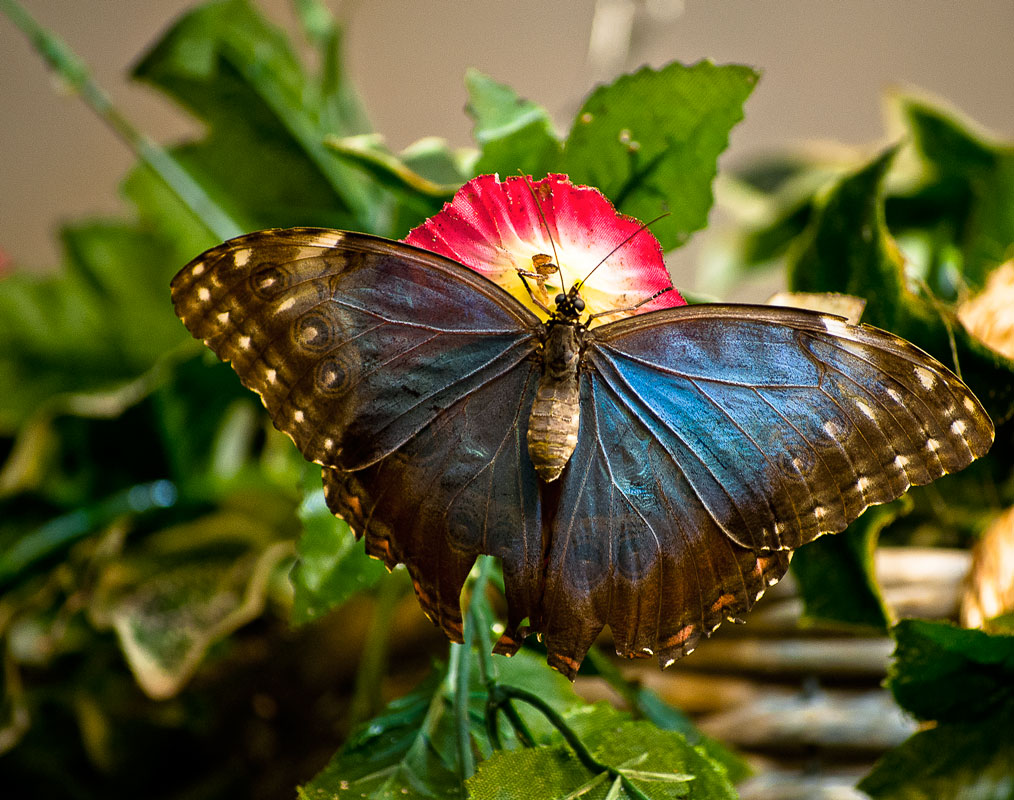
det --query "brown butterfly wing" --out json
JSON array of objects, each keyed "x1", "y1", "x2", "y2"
[
  {"x1": 321, "y1": 351, "x2": 544, "y2": 643},
  {"x1": 171, "y1": 229, "x2": 546, "y2": 638}
]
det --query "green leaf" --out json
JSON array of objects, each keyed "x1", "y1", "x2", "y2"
[
  {"x1": 901, "y1": 97, "x2": 1014, "y2": 286},
  {"x1": 302, "y1": 668, "x2": 463, "y2": 800},
  {"x1": 788, "y1": 147, "x2": 907, "y2": 330},
  {"x1": 583, "y1": 648, "x2": 749, "y2": 783},
  {"x1": 302, "y1": 648, "x2": 582, "y2": 799},
  {"x1": 857, "y1": 622, "x2": 1014, "y2": 799},
  {"x1": 0, "y1": 223, "x2": 187, "y2": 432},
  {"x1": 785, "y1": 144, "x2": 1014, "y2": 434},
  {"x1": 859, "y1": 713, "x2": 1014, "y2": 800},
  {"x1": 291, "y1": 0, "x2": 372, "y2": 136},
  {"x1": 132, "y1": 0, "x2": 385, "y2": 234},
  {"x1": 465, "y1": 69, "x2": 563, "y2": 178},
  {"x1": 324, "y1": 134, "x2": 466, "y2": 198},
  {"x1": 625, "y1": 687, "x2": 749, "y2": 785},
  {"x1": 87, "y1": 505, "x2": 294, "y2": 699},
  {"x1": 886, "y1": 620, "x2": 1014, "y2": 723},
  {"x1": 290, "y1": 471, "x2": 387, "y2": 625},
  {"x1": 468, "y1": 704, "x2": 737, "y2": 800},
  {"x1": 790, "y1": 498, "x2": 908, "y2": 631},
  {"x1": 562, "y1": 61, "x2": 757, "y2": 252}
]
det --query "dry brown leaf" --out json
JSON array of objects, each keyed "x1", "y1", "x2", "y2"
[
  {"x1": 958, "y1": 260, "x2": 1014, "y2": 359},
  {"x1": 961, "y1": 506, "x2": 1014, "y2": 630}
]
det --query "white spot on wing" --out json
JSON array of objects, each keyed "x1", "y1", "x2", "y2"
[
  {"x1": 310, "y1": 232, "x2": 343, "y2": 248},
  {"x1": 887, "y1": 388, "x2": 902, "y2": 403},
  {"x1": 964, "y1": 396, "x2": 977, "y2": 413},
  {"x1": 856, "y1": 400, "x2": 876, "y2": 420},
  {"x1": 324, "y1": 437, "x2": 335, "y2": 450},
  {"x1": 915, "y1": 366, "x2": 936, "y2": 391},
  {"x1": 857, "y1": 476, "x2": 871, "y2": 493},
  {"x1": 294, "y1": 410, "x2": 305, "y2": 423},
  {"x1": 277, "y1": 297, "x2": 295, "y2": 312},
  {"x1": 266, "y1": 369, "x2": 277, "y2": 383},
  {"x1": 234, "y1": 249, "x2": 251, "y2": 267},
  {"x1": 951, "y1": 419, "x2": 967, "y2": 435},
  {"x1": 814, "y1": 506, "x2": 827, "y2": 520},
  {"x1": 822, "y1": 317, "x2": 851, "y2": 336},
  {"x1": 927, "y1": 438, "x2": 940, "y2": 452},
  {"x1": 198, "y1": 287, "x2": 211, "y2": 302},
  {"x1": 664, "y1": 658, "x2": 676, "y2": 668},
  {"x1": 217, "y1": 311, "x2": 230, "y2": 324},
  {"x1": 192, "y1": 263, "x2": 205, "y2": 276},
  {"x1": 238, "y1": 335, "x2": 251, "y2": 349},
  {"x1": 895, "y1": 455, "x2": 910, "y2": 469},
  {"x1": 824, "y1": 421, "x2": 842, "y2": 437}
]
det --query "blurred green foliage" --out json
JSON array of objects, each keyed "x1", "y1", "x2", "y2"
[{"x1": 2, "y1": 0, "x2": 1013, "y2": 798}]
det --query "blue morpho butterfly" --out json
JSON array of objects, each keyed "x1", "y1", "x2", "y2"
[{"x1": 171, "y1": 225, "x2": 993, "y2": 678}]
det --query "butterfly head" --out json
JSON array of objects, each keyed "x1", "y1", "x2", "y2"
[{"x1": 553, "y1": 284, "x2": 587, "y2": 322}]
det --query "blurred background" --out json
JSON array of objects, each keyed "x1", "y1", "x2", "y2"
[
  {"x1": 3, "y1": 3, "x2": 1014, "y2": 798},
  {"x1": 3, "y1": 0, "x2": 1013, "y2": 291}
]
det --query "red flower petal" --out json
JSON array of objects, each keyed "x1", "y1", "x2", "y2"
[{"x1": 405, "y1": 174, "x2": 685, "y2": 322}]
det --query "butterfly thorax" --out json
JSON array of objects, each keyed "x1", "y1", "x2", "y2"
[{"x1": 528, "y1": 319, "x2": 583, "y2": 482}]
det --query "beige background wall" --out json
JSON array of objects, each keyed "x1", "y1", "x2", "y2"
[{"x1": 3, "y1": 1, "x2": 1013, "y2": 293}]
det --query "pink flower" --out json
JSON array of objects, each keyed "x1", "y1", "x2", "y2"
[{"x1": 404, "y1": 174, "x2": 684, "y2": 323}]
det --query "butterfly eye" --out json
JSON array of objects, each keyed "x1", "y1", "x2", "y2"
[
  {"x1": 572, "y1": 297, "x2": 586, "y2": 312},
  {"x1": 554, "y1": 293, "x2": 566, "y2": 306}
]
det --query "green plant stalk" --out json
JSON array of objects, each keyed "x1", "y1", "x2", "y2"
[
  {"x1": 347, "y1": 572, "x2": 403, "y2": 730},
  {"x1": 1, "y1": 0, "x2": 242, "y2": 242},
  {"x1": 449, "y1": 558, "x2": 494, "y2": 784},
  {"x1": 488, "y1": 684, "x2": 652, "y2": 800},
  {"x1": 466, "y1": 557, "x2": 497, "y2": 687}
]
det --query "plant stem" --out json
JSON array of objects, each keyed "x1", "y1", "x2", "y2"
[
  {"x1": 347, "y1": 572, "x2": 403, "y2": 729},
  {"x1": 488, "y1": 684, "x2": 652, "y2": 800},
  {"x1": 467, "y1": 557, "x2": 496, "y2": 688},
  {"x1": 450, "y1": 558, "x2": 497, "y2": 785},
  {"x1": 490, "y1": 684, "x2": 605, "y2": 774},
  {"x1": 451, "y1": 634, "x2": 476, "y2": 785},
  {"x1": 0, "y1": 0, "x2": 242, "y2": 241}
]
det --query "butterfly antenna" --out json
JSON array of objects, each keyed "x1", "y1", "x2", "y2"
[
  {"x1": 578, "y1": 212, "x2": 670, "y2": 292},
  {"x1": 521, "y1": 174, "x2": 561, "y2": 276}
]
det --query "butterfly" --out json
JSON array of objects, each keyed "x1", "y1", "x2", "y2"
[{"x1": 171, "y1": 228, "x2": 993, "y2": 678}]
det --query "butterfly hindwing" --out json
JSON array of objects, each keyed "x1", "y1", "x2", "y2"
[
  {"x1": 540, "y1": 370, "x2": 793, "y2": 676},
  {"x1": 322, "y1": 354, "x2": 544, "y2": 643}
]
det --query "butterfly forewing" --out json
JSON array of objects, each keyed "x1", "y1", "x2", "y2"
[
  {"x1": 171, "y1": 229, "x2": 543, "y2": 471},
  {"x1": 584, "y1": 305, "x2": 992, "y2": 550}
]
